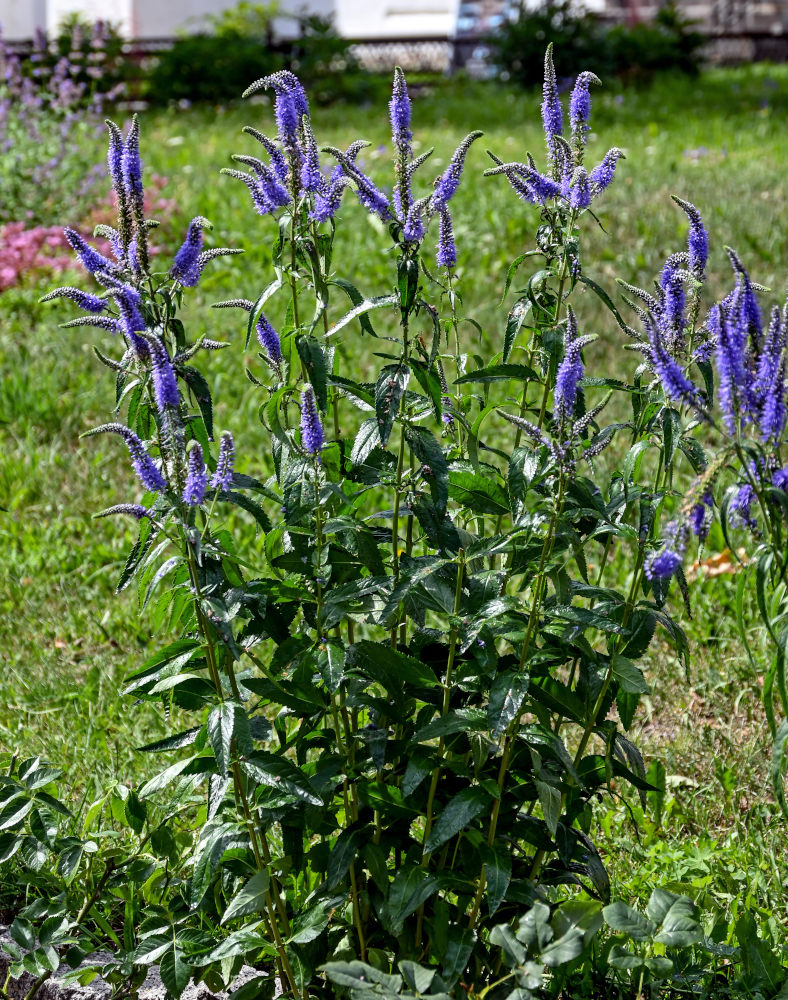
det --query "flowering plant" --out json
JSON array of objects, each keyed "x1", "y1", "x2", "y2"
[{"x1": 2, "y1": 46, "x2": 787, "y2": 1000}]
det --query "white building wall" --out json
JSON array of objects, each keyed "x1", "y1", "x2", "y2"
[
  {"x1": 1, "y1": 0, "x2": 47, "y2": 39},
  {"x1": 336, "y1": 0, "x2": 461, "y2": 37}
]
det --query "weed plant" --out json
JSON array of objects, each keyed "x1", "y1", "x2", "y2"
[{"x1": 1, "y1": 49, "x2": 787, "y2": 1000}]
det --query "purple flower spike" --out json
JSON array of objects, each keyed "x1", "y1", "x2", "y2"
[
  {"x1": 41, "y1": 286, "x2": 106, "y2": 313},
  {"x1": 690, "y1": 491, "x2": 714, "y2": 540},
  {"x1": 541, "y1": 45, "x2": 563, "y2": 156},
  {"x1": 402, "y1": 204, "x2": 425, "y2": 243},
  {"x1": 210, "y1": 431, "x2": 235, "y2": 491},
  {"x1": 645, "y1": 520, "x2": 686, "y2": 581},
  {"x1": 431, "y1": 131, "x2": 482, "y2": 211},
  {"x1": 772, "y1": 467, "x2": 788, "y2": 492},
  {"x1": 171, "y1": 217, "x2": 209, "y2": 286},
  {"x1": 730, "y1": 483, "x2": 757, "y2": 529},
  {"x1": 256, "y1": 312, "x2": 283, "y2": 367},
  {"x1": 436, "y1": 206, "x2": 457, "y2": 269},
  {"x1": 64, "y1": 228, "x2": 115, "y2": 275},
  {"x1": 95, "y1": 504, "x2": 152, "y2": 520},
  {"x1": 569, "y1": 71, "x2": 600, "y2": 148},
  {"x1": 390, "y1": 67, "x2": 412, "y2": 153},
  {"x1": 183, "y1": 443, "x2": 207, "y2": 506},
  {"x1": 554, "y1": 306, "x2": 584, "y2": 424},
  {"x1": 589, "y1": 148, "x2": 624, "y2": 195},
  {"x1": 246, "y1": 70, "x2": 309, "y2": 153},
  {"x1": 568, "y1": 167, "x2": 591, "y2": 209},
  {"x1": 90, "y1": 424, "x2": 166, "y2": 493},
  {"x1": 150, "y1": 337, "x2": 180, "y2": 412},
  {"x1": 300, "y1": 384, "x2": 324, "y2": 455},
  {"x1": 755, "y1": 306, "x2": 787, "y2": 442},
  {"x1": 647, "y1": 315, "x2": 701, "y2": 410},
  {"x1": 660, "y1": 257, "x2": 686, "y2": 349},
  {"x1": 645, "y1": 547, "x2": 683, "y2": 581},
  {"x1": 122, "y1": 116, "x2": 143, "y2": 199},
  {"x1": 673, "y1": 196, "x2": 708, "y2": 278}
]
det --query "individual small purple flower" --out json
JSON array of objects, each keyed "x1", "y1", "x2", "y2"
[
  {"x1": 436, "y1": 206, "x2": 456, "y2": 269},
  {"x1": 40, "y1": 286, "x2": 106, "y2": 313},
  {"x1": 541, "y1": 45, "x2": 563, "y2": 156},
  {"x1": 589, "y1": 148, "x2": 624, "y2": 195},
  {"x1": 64, "y1": 228, "x2": 114, "y2": 275},
  {"x1": 389, "y1": 67, "x2": 412, "y2": 152},
  {"x1": 256, "y1": 312, "x2": 283, "y2": 367},
  {"x1": 210, "y1": 431, "x2": 235, "y2": 491},
  {"x1": 730, "y1": 483, "x2": 757, "y2": 529},
  {"x1": 183, "y1": 443, "x2": 207, "y2": 506},
  {"x1": 300, "y1": 384, "x2": 324, "y2": 455},
  {"x1": 171, "y1": 217, "x2": 209, "y2": 286},
  {"x1": 554, "y1": 306, "x2": 584, "y2": 424},
  {"x1": 673, "y1": 196, "x2": 708, "y2": 279}
]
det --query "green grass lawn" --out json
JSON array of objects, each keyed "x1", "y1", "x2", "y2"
[{"x1": 2, "y1": 64, "x2": 788, "y2": 936}]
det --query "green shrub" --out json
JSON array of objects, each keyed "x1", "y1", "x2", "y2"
[
  {"x1": 491, "y1": 0, "x2": 705, "y2": 87},
  {"x1": 144, "y1": 8, "x2": 369, "y2": 106}
]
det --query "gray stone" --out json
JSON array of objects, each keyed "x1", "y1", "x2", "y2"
[{"x1": 0, "y1": 929, "x2": 281, "y2": 1000}]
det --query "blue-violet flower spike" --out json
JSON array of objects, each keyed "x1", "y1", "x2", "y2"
[
  {"x1": 300, "y1": 384, "x2": 324, "y2": 455},
  {"x1": 183, "y1": 443, "x2": 207, "y2": 506}
]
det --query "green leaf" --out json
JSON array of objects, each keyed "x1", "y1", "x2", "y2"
[
  {"x1": 425, "y1": 787, "x2": 490, "y2": 853},
  {"x1": 322, "y1": 961, "x2": 402, "y2": 993},
  {"x1": 645, "y1": 955, "x2": 674, "y2": 977},
  {"x1": 482, "y1": 840, "x2": 511, "y2": 917},
  {"x1": 771, "y1": 718, "x2": 788, "y2": 820},
  {"x1": 289, "y1": 903, "x2": 332, "y2": 944},
  {"x1": 221, "y1": 870, "x2": 270, "y2": 924},
  {"x1": 535, "y1": 780, "x2": 561, "y2": 838},
  {"x1": 124, "y1": 790, "x2": 147, "y2": 835},
  {"x1": 348, "y1": 640, "x2": 438, "y2": 692},
  {"x1": 449, "y1": 470, "x2": 509, "y2": 515},
  {"x1": 607, "y1": 944, "x2": 644, "y2": 971},
  {"x1": 399, "y1": 961, "x2": 435, "y2": 994},
  {"x1": 207, "y1": 702, "x2": 251, "y2": 776},
  {"x1": 611, "y1": 654, "x2": 649, "y2": 695},
  {"x1": 327, "y1": 294, "x2": 398, "y2": 338},
  {"x1": 602, "y1": 902, "x2": 653, "y2": 941},
  {"x1": 327, "y1": 827, "x2": 365, "y2": 888},
  {"x1": 241, "y1": 752, "x2": 322, "y2": 805},
  {"x1": 488, "y1": 670, "x2": 529, "y2": 738},
  {"x1": 317, "y1": 640, "x2": 346, "y2": 694},
  {"x1": 406, "y1": 425, "x2": 449, "y2": 513},
  {"x1": 296, "y1": 335, "x2": 328, "y2": 413},
  {"x1": 441, "y1": 926, "x2": 476, "y2": 988},
  {"x1": 10, "y1": 917, "x2": 35, "y2": 951},
  {"x1": 503, "y1": 297, "x2": 530, "y2": 362},
  {"x1": 455, "y1": 363, "x2": 539, "y2": 385},
  {"x1": 160, "y1": 946, "x2": 191, "y2": 999},
  {"x1": 375, "y1": 364, "x2": 408, "y2": 447},
  {"x1": 329, "y1": 277, "x2": 382, "y2": 337},
  {"x1": 384, "y1": 867, "x2": 438, "y2": 935},
  {"x1": 650, "y1": 893, "x2": 701, "y2": 947}
]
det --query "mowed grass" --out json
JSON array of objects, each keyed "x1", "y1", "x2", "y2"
[{"x1": 2, "y1": 64, "x2": 788, "y2": 924}]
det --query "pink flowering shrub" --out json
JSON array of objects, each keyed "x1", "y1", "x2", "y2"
[{"x1": 0, "y1": 224, "x2": 73, "y2": 292}]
